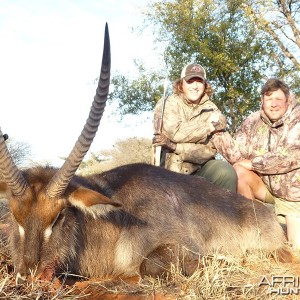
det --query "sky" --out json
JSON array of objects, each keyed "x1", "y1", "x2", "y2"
[{"x1": 0, "y1": 0, "x2": 157, "y2": 167}]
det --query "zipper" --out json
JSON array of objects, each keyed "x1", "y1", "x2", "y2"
[{"x1": 267, "y1": 130, "x2": 274, "y2": 194}]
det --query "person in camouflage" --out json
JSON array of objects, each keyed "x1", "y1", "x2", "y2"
[
  {"x1": 152, "y1": 63, "x2": 237, "y2": 192},
  {"x1": 212, "y1": 78, "x2": 300, "y2": 249}
]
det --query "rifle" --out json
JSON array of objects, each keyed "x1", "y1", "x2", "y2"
[{"x1": 151, "y1": 77, "x2": 169, "y2": 166}]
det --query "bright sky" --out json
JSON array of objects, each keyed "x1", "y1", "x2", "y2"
[{"x1": 0, "y1": 0, "x2": 156, "y2": 167}]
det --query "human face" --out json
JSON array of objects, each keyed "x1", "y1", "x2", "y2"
[
  {"x1": 261, "y1": 89, "x2": 289, "y2": 122},
  {"x1": 182, "y1": 78, "x2": 205, "y2": 103}
]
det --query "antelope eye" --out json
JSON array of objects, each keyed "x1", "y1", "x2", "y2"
[{"x1": 54, "y1": 208, "x2": 67, "y2": 225}]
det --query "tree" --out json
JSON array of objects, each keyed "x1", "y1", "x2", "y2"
[
  {"x1": 242, "y1": 0, "x2": 300, "y2": 93},
  {"x1": 78, "y1": 137, "x2": 152, "y2": 175},
  {"x1": 166, "y1": 0, "x2": 273, "y2": 131},
  {"x1": 110, "y1": 61, "x2": 163, "y2": 116},
  {"x1": 0, "y1": 137, "x2": 31, "y2": 180},
  {"x1": 242, "y1": 0, "x2": 300, "y2": 70},
  {"x1": 7, "y1": 139, "x2": 31, "y2": 167},
  {"x1": 110, "y1": 0, "x2": 283, "y2": 133}
]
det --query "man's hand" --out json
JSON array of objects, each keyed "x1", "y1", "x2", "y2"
[
  {"x1": 152, "y1": 133, "x2": 176, "y2": 151},
  {"x1": 233, "y1": 159, "x2": 252, "y2": 170}
]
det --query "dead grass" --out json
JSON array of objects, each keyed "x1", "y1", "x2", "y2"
[{"x1": 1, "y1": 244, "x2": 300, "y2": 300}]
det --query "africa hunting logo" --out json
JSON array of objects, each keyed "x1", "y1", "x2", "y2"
[{"x1": 258, "y1": 275, "x2": 300, "y2": 295}]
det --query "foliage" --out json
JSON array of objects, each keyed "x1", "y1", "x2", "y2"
[
  {"x1": 146, "y1": 0, "x2": 273, "y2": 131},
  {"x1": 109, "y1": 0, "x2": 300, "y2": 133},
  {"x1": 0, "y1": 138, "x2": 31, "y2": 182},
  {"x1": 78, "y1": 137, "x2": 152, "y2": 175},
  {"x1": 242, "y1": 0, "x2": 300, "y2": 94},
  {"x1": 7, "y1": 139, "x2": 31, "y2": 167},
  {"x1": 241, "y1": 1, "x2": 300, "y2": 69},
  {"x1": 109, "y1": 61, "x2": 164, "y2": 115}
]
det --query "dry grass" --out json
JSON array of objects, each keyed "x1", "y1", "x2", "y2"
[{"x1": 1, "y1": 242, "x2": 300, "y2": 299}]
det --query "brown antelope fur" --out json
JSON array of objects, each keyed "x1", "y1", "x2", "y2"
[
  {"x1": 0, "y1": 163, "x2": 296, "y2": 281},
  {"x1": 0, "y1": 24, "x2": 296, "y2": 283}
]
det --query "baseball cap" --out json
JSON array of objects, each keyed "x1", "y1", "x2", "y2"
[{"x1": 180, "y1": 63, "x2": 206, "y2": 81}]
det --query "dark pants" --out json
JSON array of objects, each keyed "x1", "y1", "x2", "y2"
[{"x1": 195, "y1": 159, "x2": 237, "y2": 192}]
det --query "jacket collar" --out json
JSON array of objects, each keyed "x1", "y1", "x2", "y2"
[{"x1": 181, "y1": 93, "x2": 209, "y2": 106}]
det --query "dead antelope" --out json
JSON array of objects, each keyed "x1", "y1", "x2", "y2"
[{"x1": 0, "y1": 24, "x2": 295, "y2": 283}]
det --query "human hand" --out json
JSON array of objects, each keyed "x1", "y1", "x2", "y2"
[{"x1": 152, "y1": 133, "x2": 176, "y2": 151}]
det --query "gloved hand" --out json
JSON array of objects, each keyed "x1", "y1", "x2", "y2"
[
  {"x1": 3, "y1": 134, "x2": 8, "y2": 141},
  {"x1": 152, "y1": 133, "x2": 176, "y2": 151}
]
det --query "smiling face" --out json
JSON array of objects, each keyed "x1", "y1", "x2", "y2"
[
  {"x1": 182, "y1": 78, "x2": 205, "y2": 104},
  {"x1": 261, "y1": 89, "x2": 289, "y2": 123}
]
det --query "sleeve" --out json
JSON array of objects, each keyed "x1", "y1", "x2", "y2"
[
  {"x1": 162, "y1": 98, "x2": 226, "y2": 143},
  {"x1": 211, "y1": 131, "x2": 243, "y2": 164},
  {"x1": 175, "y1": 142, "x2": 216, "y2": 164}
]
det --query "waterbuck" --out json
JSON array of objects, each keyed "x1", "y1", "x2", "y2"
[{"x1": 0, "y1": 24, "x2": 294, "y2": 283}]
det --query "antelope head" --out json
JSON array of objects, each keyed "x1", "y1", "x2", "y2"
[{"x1": 0, "y1": 23, "x2": 114, "y2": 282}]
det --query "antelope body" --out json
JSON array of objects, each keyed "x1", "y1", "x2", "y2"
[
  {"x1": 0, "y1": 24, "x2": 293, "y2": 282},
  {"x1": 1, "y1": 163, "x2": 293, "y2": 280}
]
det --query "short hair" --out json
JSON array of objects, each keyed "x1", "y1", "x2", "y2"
[
  {"x1": 261, "y1": 78, "x2": 290, "y2": 99},
  {"x1": 173, "y1": 78, "x2": 213, "y2": 97}
]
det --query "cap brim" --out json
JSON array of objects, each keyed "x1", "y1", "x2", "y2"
[{"x1": 184, "y1": 75, "x2": 205, "y2": 81}]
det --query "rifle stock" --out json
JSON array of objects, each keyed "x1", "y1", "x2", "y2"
[{"x1": 151, "y1": 145, "x2": 162, "y2": 166}]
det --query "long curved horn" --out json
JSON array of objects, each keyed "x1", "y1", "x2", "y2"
[
  {"x1": 46, "y1": 23, "x2": 111, "y2": 198},
  {"x1": 0, "y1": 129, "x2": 29, "y2": 196}
]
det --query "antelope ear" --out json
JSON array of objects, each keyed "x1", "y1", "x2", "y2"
[
  {"x1": 0, "y1": 182, "x2": 8, "y2": 198},
  {"x1": 69, "y1": 187, "x2": 121, "y2": 208}
]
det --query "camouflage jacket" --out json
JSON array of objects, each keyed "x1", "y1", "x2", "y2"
[
  {"x1": 212, "y1": 98, "x2": 300, "y2": 201},
  {"x1": 153, "y1": 93, "x2": 226, "y2": 174}
]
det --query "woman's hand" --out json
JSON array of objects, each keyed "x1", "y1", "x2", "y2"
[{"x1": 152, "y1": 133, "x2": 177, "y2": 151}]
